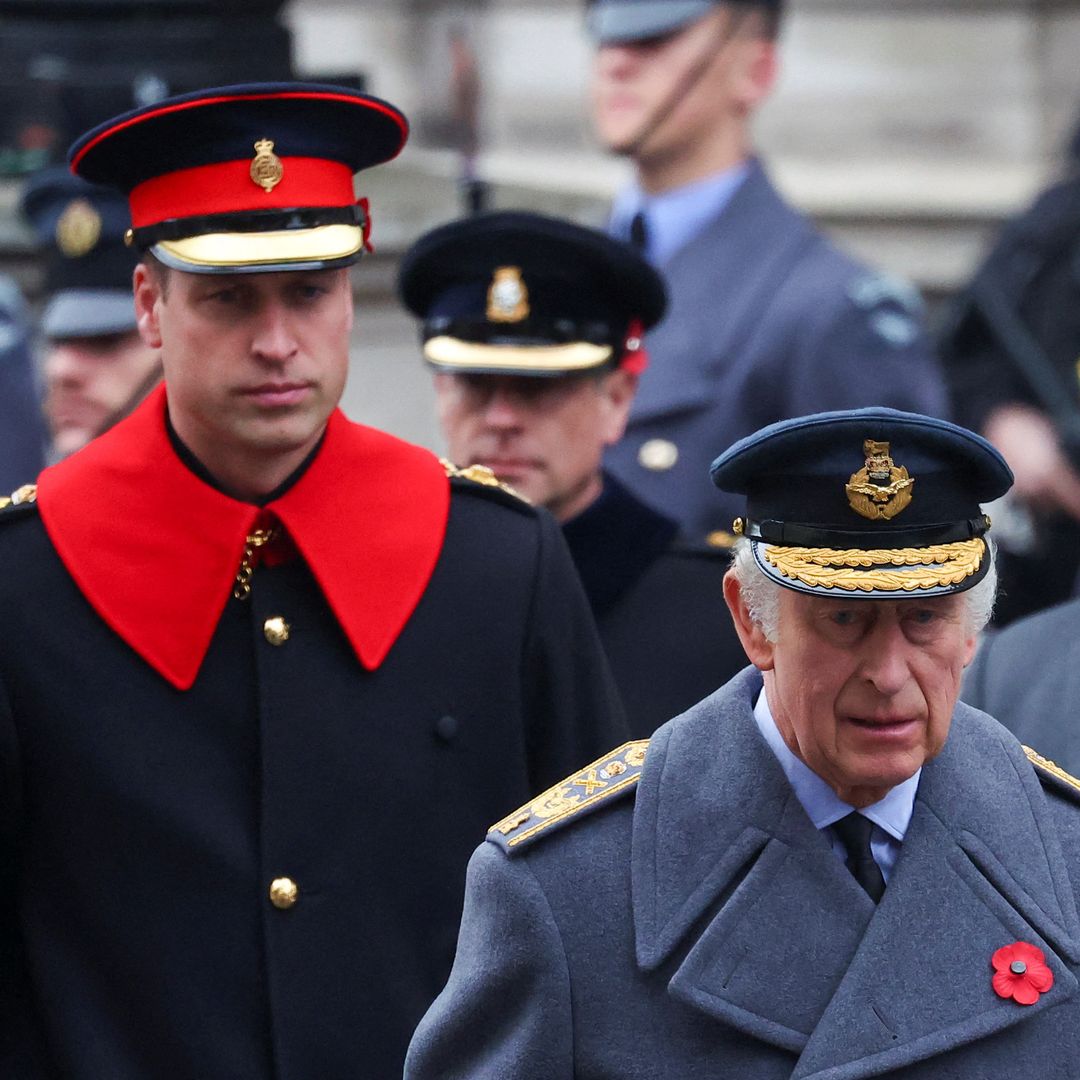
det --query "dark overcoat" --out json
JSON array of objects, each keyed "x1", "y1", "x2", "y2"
[
  {"x1": 0, "y1": 387, "x2": 627, "y2": 1080},
  {"x1": 604, "y1": 161, "x2": 950, "y2": 543},
  {"x1": 963, "y1": 596, "x2": 1080, "y2": 775},
  {"x1": 407, "y1": 667, "x2": 1080, "y2": 1079},
  {"x1": 562, "y1": 474, "x2": 745, "y2": 737}
]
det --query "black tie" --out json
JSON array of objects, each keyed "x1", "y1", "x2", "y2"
[
  {"x1": 832, "y1": 813, "x2": 886, "y2": 902},
  {"x1": 628, "y1": 210, "x2": 648, "y2": 252}
]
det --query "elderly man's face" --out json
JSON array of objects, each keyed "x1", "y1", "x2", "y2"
[{"x1": 729, "y1": 580, "x2": 978, "y2": 807}]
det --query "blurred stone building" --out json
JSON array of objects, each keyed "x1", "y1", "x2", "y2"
[{"x1": 5, "y1": 0, "x2": 1079, "y2": 448}]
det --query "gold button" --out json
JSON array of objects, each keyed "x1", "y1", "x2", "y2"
[
  {"x1": 269, "y1": 877, "x2": 299, "y2": 910},
  {"x1": 638, "y1": 438, "x2": 678, "y2": 472},
  {"x1": 263, "y1": 616, "x2": 290, "y2": 646}
]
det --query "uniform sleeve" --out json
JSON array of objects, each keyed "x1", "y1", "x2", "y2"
[
  {"x1": 783, "y1": 279, "x2": 951, "y2": 423},
  {"x1": 404, "y1": 843, "x2": 574, "y2": 1080},
  {"x1": 520, "y1": 510, "x2": 629, "y2": 792}
]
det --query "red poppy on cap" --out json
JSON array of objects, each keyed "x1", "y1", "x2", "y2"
[{"x1": 991, "y1": 942, "x2": 1053, "y2": 1005}]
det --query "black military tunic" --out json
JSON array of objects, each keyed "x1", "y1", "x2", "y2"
[
  {"x1": 562, "y1": 473, "x2": 746, "y2": 737},
  {"x1": 0, "y1": 387, "x2": 626, "y2": 1079}
]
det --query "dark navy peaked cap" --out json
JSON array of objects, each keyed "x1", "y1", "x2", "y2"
[
  {"x1": 399, "y1": 211, "x2": 667, "y2": 376},
  {"x1": 710, "y1": 408, "x2": 1013, "y2": 598},
  {"x1": 585, "y1": 0, "x2": 783, "y2": 45},
  {"x1": 68, "y1": 82, "x2": 408, "y2": 274},
  {"x1": 21, "y1": 167, "x2": 138, "y2": 340}
]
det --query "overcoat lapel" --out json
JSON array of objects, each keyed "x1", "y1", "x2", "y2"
[
  {"x1": 633, "y1": 679, "x2": 1080, "y2": 1071},
  {"x1": 631, "y1": 161, "x2": 816, "y2": 423},
  {"x1": 793, "y1": 707, "x2": 1080, "y2": 1080},
  {"x1": 633, "y1": 669, "x2": 878, "y2": 1053}
]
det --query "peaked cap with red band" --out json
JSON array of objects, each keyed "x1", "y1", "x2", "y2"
[
  {"x1": 397, "y1": 210, "x2": 667, "y2": 377},
  {"x1": 35, "y1": 385, "x2": 450, "y2": 690},
  {"x1": 68, "y1": 82, "x2": 408, "y2": 274}
]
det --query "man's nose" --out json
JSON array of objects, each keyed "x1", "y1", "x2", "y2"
[
  {"x1": 482, "y1": 386, "x2": 526, "y2": 429},
  {"x1": 45, "y1": 343, "x2": 88, "y2": 385},
  {"x1": 251, "y1": 304, "x2": 298, "y2": 363},
  {"x1": 595, "y1": 42, "x2": 642, "y2": 78},
  {"x1": 858, "y1": 623, "x2": 912, "y2": 697}
]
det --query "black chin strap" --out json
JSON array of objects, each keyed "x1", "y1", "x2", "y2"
[{"x1": 610, "y1": 8, "x2": 751, "y2": 161}]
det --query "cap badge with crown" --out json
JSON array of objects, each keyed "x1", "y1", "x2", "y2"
[{"x1": 845, "y1": 439, "x2": 914, "y2": 521}]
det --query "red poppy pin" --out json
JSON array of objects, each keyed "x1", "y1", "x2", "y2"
[{"x1": 991, "y1": 942, "x2": 1053, "y2": 1006}]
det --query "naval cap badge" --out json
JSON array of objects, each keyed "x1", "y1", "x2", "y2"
[
  {"x1": 845, "y1": 439, "x2": 915, "y2": 521},
  {"x1": 250, "y1": 138, "x2": 284, "y2": 194},
  {"x1": 487, "y1": 266, "x2": 530, "y2": 323},
  {"x1": 55, "y1": 198, "x2": 102, "y2": 258}
]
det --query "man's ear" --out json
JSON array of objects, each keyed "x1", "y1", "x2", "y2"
[
  {"x1": 133, "y1": 263, "x2": 164, "y2": 350},
  {"x1": 599, "y1": 368, "x2": 639, "y2": 447},
  {"x1": 723, "y1": 568, "x2": 776, "y2": 671},
  {"x1": 732, "y1": 37, "x2": 778, "y2": 113}
]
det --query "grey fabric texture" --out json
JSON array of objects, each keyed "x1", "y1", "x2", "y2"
[
  {"x1": 407, "y1": 666, "x2": 1080, "y2": 1079},
  {"x1": 42, "y1": 289, "x2": 137, "y2": 341},
  {"x1": 604, "y1": 161, "x2": 950, "y2": 544},
  {"x1": 585, "y1": 0, "x2": 717, "y2": 44},
  {"x1": 963, "y1": 597, "x2": 1080, "y2": 776}
]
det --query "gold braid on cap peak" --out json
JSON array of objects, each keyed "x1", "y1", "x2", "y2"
[{"x1": 763, "y1": 538, "x2": 985, "y2": 593}]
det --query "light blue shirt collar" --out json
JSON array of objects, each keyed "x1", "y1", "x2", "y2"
[
  {"x1": 752, "y1": 689, "x2": 919, "y2": 880},
  {"x1": 610, "y1": 162, "x2": 751, "y2": 267}
]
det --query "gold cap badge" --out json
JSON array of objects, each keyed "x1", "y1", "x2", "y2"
[
  {"x1": 55, "y1": 198, "x2": 102, "y2": 258},
  {"x1": 250, "y1": 138, "x2": 284, "y2": 194},
  {"x1": 846, "y1": 439, "x2": 914, "y2": 521},
  {"x1": 487, "y1": 266, "x2": 529, "y2": 323}
]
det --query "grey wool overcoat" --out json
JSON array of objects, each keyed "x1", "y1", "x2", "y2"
[
  {"x1": 963, "y1": 596, "x2": 1080, "y2": 777},
  {"x1": 406, "y1": 667, "x2": 1080, "y2": 1079}
]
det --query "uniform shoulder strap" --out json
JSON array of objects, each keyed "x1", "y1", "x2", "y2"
[
  {"x1": 488, "y1": 740, "x2": 649, "y2": 856},
  {"x1": 0, "y1": 483, "x2": 38, "y2": 523},
  {"x1": 1024, "y1": 745, "x2": 1080, "y2": 807},
  {"x1": 441, "y1": 458, "x2": 533, "y2": 514}
]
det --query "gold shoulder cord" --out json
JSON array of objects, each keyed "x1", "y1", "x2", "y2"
[
  {"x1": 233, "y1": 527, "x2": 277, "y2": 601},
  {"x1": 1024, "y1": 746, "x2": 1080, "y2": 796}
]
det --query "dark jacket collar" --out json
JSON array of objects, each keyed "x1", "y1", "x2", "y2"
[
  {"x1": 561, "y1": 472, "x2": 678, "y2": 618},
  {"x1": 36, "y1": 384, "x2": 450, "y2": 690}
]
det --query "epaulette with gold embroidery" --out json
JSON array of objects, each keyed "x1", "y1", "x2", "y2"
[
  {"x1": 1024, "y1": 746, "x2": 1080, "y2": 807},
  {"x1": 441, "y1": 458, "x2": 530, "y2": 507},
  {"x1": 488, "y1": 740, "x2": 648, "y2": 856},
  {"x1": 0, "y1": 483, "x2": 38, "y2": 520}
]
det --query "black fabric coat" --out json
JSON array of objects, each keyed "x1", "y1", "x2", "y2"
[
  {"x1": 0, "y1": 414, "x2": 626, "y2": 1079},
  {"x1": 940, "y1": 176, "x2": 1080, "y2": 623},
  {"x1": 562, "y1": 474, "x2": 746, "y2": 738}
]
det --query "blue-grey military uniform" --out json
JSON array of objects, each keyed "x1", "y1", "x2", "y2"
[
  {"x1": 0, "y1": 277, "x2": 44, "y2": 491},
  {"x1": 605, "y1": 161, "x2": 950, "y2": 544},
  {"x1": 963, "y1": 596, "x2": 1080, "y2": 776},
  {"x1": 406, "y1": 667, "x2": 1080, "y2": 1080}
]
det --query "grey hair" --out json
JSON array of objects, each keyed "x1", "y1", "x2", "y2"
[{"x1": 730, "y1": 537, "x2": 997, "y2": 641}]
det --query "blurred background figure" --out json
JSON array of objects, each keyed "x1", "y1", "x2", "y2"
[
  {"x1": 963, "y1": 594, "x2": 1080, "y2": 775},
  {"x1": 938, "y1": 135, "x2": 1080, "y2": 626},
  {"x1": 0, "y1": 276, "x2": 45, "y2": 491},
  {"x1": 21, "y1": 168, "x2": 160, "y2": 461},
  {"x1": 400, "y1": 211, "x2": 748, "y2": 736},
  {"x1": 586, "y1": 0, "x2": 949, "y2": 547}
]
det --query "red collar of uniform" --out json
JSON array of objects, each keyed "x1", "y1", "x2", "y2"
[{"x1": 36, "y1": 384, "x2": 450, "y2": 690}]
